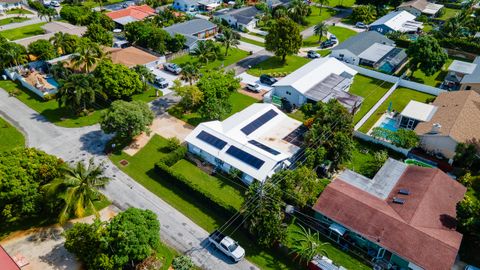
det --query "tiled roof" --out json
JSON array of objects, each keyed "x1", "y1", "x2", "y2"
[
  {"x1": 106, "y1": 5, "x2": 155, "y2": 21},
  {"x1": 106, "y1": 46, "x2": 159, "y2": 68}
]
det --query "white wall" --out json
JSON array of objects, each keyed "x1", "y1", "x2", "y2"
[
  {"x1": 419, "y1": 135, "x2": 458, "y2": 160},
  {"x1": 331, "y1": 49, "x2": 359, "y2": 65},
  {"x1": 272, "y1": 86, "x2": 306, "y2": 107}
]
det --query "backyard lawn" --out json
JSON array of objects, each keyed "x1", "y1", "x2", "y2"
[
  {"x1": 406, "y1": 57, "x2": 470, "y2": 87},
  {"x1": 349, "y1": 75, "x2": 393, "y2": 124},
  {"x1": 169, "y1": 91, "x2": 257, "y2": 126},
  {"x1": 240, "y1": 36, "x2": 264, "y2": 47},
  {"x1": 171, "y1": 47, "x2": 249, "y2": 71},
  {"x1": 6, "y1": 8, "x2": 33, "y2": 15},
  {"x1": 0, "y1": 116, "x2": 25, "y2": 151},
  {"x1": 358, "y1": 87, "x2": 435, "y2": 133},
  {"x1": 0, "y1": 80, "x2": 160, "y2": 127},
  {"x1": 247, "y1": 55, "x2": 310, "y2": 77},
  {"x1": 0, "y1": 22, "x2": 46, "y2": 40},
  {"x1": 0, "y1": 17, "x2": 29, "y2": 26},
  {"x1": 438, "y1": 7, "x2": 460, "y2": 21},
  {"x1": 303, "y1": 7, "x2": 337, "y2": 29}
]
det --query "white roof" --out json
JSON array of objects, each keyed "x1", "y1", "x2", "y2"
[
  {"x1": 400, "y1": 100, "x2": 438, "y2": 122},
  {"x1": 272, "y1": 58, "x2": 357, "y2": 94},
  {"x1": 448, "y1": 60, "x2": 477, "y2": 75},
  {"x1": 475, "y1": 32, "x2": 480, "y2": 38},
  {"x1": 423, "y1": 3, "x2": 444, "y2": 15},
  {"x1": 371, "y1": 11, "x2": 422, "y2": 32},
  {"x1": 185, "y1": 104, "x2": 302, "y2": 181},
  {"x1": 358, "y1": 43, "x2": 394, "y2": 63}
]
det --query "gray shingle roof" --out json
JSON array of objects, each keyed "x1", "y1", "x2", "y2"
[
  {"x1": 163, "y1": 19, "x2": 216, "y2": 36},
  {"x1": 461, "y1": 56, "x2": 480, "y2": 84},
  {"x1": 333, "y1": 31, "x2": 395, "y2": 56},
  {"x1": 215, "y1": 6, "x2": 260, "y2": 24}
]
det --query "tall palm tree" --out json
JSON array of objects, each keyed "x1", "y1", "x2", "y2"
[
  {"x1": 191, "y1": 40, "x2": 219, "y2": 64},
  {"x1": 49, "y1": 62, "x2": 72, "y2": 81},
  {"x1": 7, "y1": 43, "x2": 28, "y2": 68},
  {"x1": 38, "y1": 7, "x2": 57, "y2": 22},
  {"x1": 50, "y1": 32, "x2": 77, "y2": 55},
  {"x1": 133, "y1": 65, "x2": 155, "y2": 91},
  {"x1": 288, "y1": 0, "x2": 310, "y2": 24},
  {"x1": 71, "y1": 39, "x2": 104, "y2": 73},
  {"x1": 219, "y1": 29, "x2": 240, "y2": 56},
  {"x1": 316, "y1": 0, "x2": 330, "y2": 15},
  {"x1": 313, "y1": 22, "x2": 328, "y2": 43},
  {"x1": 57, "y1": 74, "x2": 103, "y2": 113},
  {"x1": 289, "y1": 225, "x2": 330, "y2": 264},
  {"x1": 43, "y1": 158, "x2": 110, "y2": 224},
  {"x1": 179, "y1": 62, "x2": 200, "y2": 85}
]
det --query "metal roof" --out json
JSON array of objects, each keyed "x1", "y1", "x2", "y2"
[
  {"x1": 333, "y1": 31, "x2": 395, "y2": 56},
  {"x1": 448, "y1": 60, "x2": 477, "y2": 75},
  {"x1": 400, "y1": 100, "x2": 438, "y2": 122},
  {"x1": 358, "y1": 43, "x2": 395, "y2": 63},
  {"x1": 371, "y1": 10, "x2": 421, "y2": 32},
  {"x1": 461, "y1": 56, "x2": 480, "y2": 83}
]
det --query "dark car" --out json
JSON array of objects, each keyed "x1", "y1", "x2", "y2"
[
  {"x1": 320, "y1": 40, "x2": 335, "y2": 49},
  {"x1": 154, "y1": 77, "x2": 169, "y2": 89},
  {"x1": 260, "y1": 74, "x2": 277, "y2": 85}
]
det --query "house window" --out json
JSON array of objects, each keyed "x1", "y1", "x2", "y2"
[{"x1": 339, "y1": 54, "x2": 344, "y2": 58}]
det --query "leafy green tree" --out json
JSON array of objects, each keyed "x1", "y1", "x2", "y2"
[
  {"x1": 71, "y1": 38, "x2": 105, "y2": 73},
  {"x1": 172, "y1": 256, "x2": 194, "y2": 270},
  {"x1": 288, "y1": 225, "x2": 330, "y2": 263},
  {"x1": 87, "y1": 11, "x2": 115, "y2": 30},
  {"x1": 351, "y1": 5, "x2": 377, "y2": 24},
  {"x1": 454, "y1": 143, "x2": 480, "y2": 172},
  {"x1": 191, "y1": 40, "x2": 221, "y2": 64},
  {"x1": 265, "y1": 17, "x2": 302, "y2": 62},
  {"x1": 84, "y1": 23, "x2": 113, "y2": 46},
  {"x1": 167, "y1": 33, "x2": 187, "y2": 53},
  {"x1": 64, "y1": 220, "x2": 105, "y2": 267},
  {"x1": 313, "y1": 22, "x2": 328, "y2": 42},
  {"x1": 172, "y1": 80, "x2": 204, "y2": 112},
  {"x1": 57, "y1": 73, "x2": 104, "y2": 113},
  {"x1": 94, "y1": 60, "x2": 143, "y2": 100},
  {"x1": 219, "y1": 28, "x2": 240, "y2": 56},
  {"x1": 458, "y1": 172, "x2": 479, "y2": 188},
  {"x1": 124, "y1": 21, "x2": 170, "y2": 54},
  {"x1": 391, "y1": 129, "x2": 419, "y2": 149},
  {"x1": 179, "y1": 62, "x2": 200, "y2": 85},
  {"x1": 27, "y1": 39, "x2": 57, "y2": 61},
  {"x1": 0, "y1": 37, "x2": 27, "y2": 69},
  {"x1": 407, "y1": 36, "x2": 448, "y2": 77},
  {"x1": 243, "y1": 180, "x2": 286, "y2": 247},
  {"x1": 49, "y1": 32, "x2": 79, "y2": 55},
  {"x1": 100, "y1": 100, "x2": 154, "y2": 140},
  {"x1": 38, "y1": 7, "x2": 57, "y2": 22},
  {"x1": 456, "y1": 194, "x2": 480, "y2": 235}
]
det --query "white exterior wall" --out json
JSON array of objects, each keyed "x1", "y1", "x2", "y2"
[
  {"x1": 239, "y1": 20, "x2": 257, "y2": 31},
  {"x1": 272, "y1": 86, "x2": 306, "y2": 107},
  {"x1": 331, "y1": 49, "x2": 360, "y2": 65},
  {"x1": 216, "y1": 14, "x2": 237, "y2": 27},
  {"x1": 172, "y1": 0, "x2": 197, "y2": 12},
  {"x1": 397, "y1": 7, "x2": 421, "y2": 17},
  {"x1": 419, "y1": 135, "x2": 458, "y2": 160}
]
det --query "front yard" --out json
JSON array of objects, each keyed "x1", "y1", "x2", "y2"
[
  {"x1": 247, "y1": 55, "x2": 311, "y2": 77},
  {"x1": 0, "y1": 22, "x2": 46, "y2": 40},
  {"x1": 171, "y1": 47, "x2": 249, "y2": 71},
  {"x1": 303, "y1": 26, "x2": 357, "y2": 48},
  {"x1": 240, "y1": 36, "x2": 265, "y2": 47},
  {"x1": 303, "y1": 7, "x2": 337, "y2": 30},
  {"x1": 0, "y1": 17, "x2": 29, "y2": 26},
  {"x1": 358, "y1": 87, "x2": 435, "y2": 133},
  {"x1": 0, "y1": 116, "x2": 25, "y2": 151}
]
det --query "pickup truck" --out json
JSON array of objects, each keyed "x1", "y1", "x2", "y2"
[{"x1": 208, "y1": 230, "x2": 245, "y2": 262}]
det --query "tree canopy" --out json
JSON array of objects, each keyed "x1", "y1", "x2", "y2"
[
  {"x1": 28, "y1": 39, "x2": 57, "y2": 60},
  {"x1": 93, "y1": 60, "x2": 143, "y2": 100},
  {"x1": 265, "y1": 17, "x2": 302, "y2": 62},
  {"x1": 84, "y1": 23, "x2": 113, "y2": 46},
  {"x1": 124, "y1": 21, "x2": 172, "y2": 54},
  {"x1": 407, "y1": 36, "x2": 448, "y2": 77}
]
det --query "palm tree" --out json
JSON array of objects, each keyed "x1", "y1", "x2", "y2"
[
  {"x1": 313, "y1": 22, "x2": 328, "y2": 43},
  {"x1": 316, "y1": 0, "x2": 330, "y2": 15},
  {"x1": 57, "y1": 74, "x2": 103, "y2": 113},
  {"x1": 49, "y1": 62, "x2": 72, "y2": 81},
  {"x1": 71, "y1": 39, "x2": 104, "y2": 73},
  {"x1": 50, "y1": 32, "x2": 77, "y2": 55},
  {"x1": 288, "y1": 0, "x2": 310, "y2": 24},
  {"x1": 43, "y1": 158, "x2": 110, "y2": 224},
  {"x1": 133, "y1": 65, "x2": 155, "y2": 91},
  {"x1": 6, "y1": 43, "x2": 28, "y2": 68},
  {"x1": 191, "y1": 40, "x2": 219, "y2": 64},
  {"x1": 179, "y1": 62, "x2": 200, "y2": 85},
  {"x1": 38, "y1": 7, "x2": 57, "y2": 22},
  {"x1": 289, "y1": 225, "x2": 330, "y2": 264},
  {"x1": 219, "y1": 29, "x2": 240, "y2": 56}
]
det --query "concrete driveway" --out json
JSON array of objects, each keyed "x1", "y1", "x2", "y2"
[
  {"x1": 149, "y1": 66, "x2": 180, "y2": 95},
  {"x1": 236, "y1": 72, "x2": 273, "y2": 92}
]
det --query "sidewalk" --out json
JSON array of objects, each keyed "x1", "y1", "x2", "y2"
[{"x1": 0, "y1": 16, "x2": 43, "y2": 31}]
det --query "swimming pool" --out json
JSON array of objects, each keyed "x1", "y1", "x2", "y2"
[
  {"x1": 45, "y1": 77, "x2": 59, "y2": 88},
  {"x1": 379, "y1": 117, "x2": 398, "y2": 132}
]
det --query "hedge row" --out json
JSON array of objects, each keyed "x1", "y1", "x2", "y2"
[
  {"x1": 154, "y1": 162, "x2": 237, "y2": 217},
  {"x1": 158, "y1": 146, "x2": 187, "y2": 166},
  {"x1": 438, "y1": 38, "x2": 480, "y2": 55}
]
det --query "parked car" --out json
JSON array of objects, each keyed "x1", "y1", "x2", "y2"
[
  {"x1": 214, "y1": 33, "x2": 225, "y2": 41},
  {"x1": 164, "y1": 63, "x2": 182, "y2": 74},
  {"x1": 320, "y1": 40, "x2": 335, "y2": 49},
  {"x1": 154, "y1": 77, "x2": 169, "y2": 89},
  {"x1": 355, "y1": 22, "x2": 368, "y2": 29},
  {"x1": 329, "y1": 34, "x2": 337, "y2": 42},
  {"x1": 259, "y1": 74, "x2": 277, "y2": 85},
  {"x1": 208, "y1": 230, "x2": 245, "y2": 262},
  {"x1": 307, "y1": 50, "x2": 320, "y2": 59},
  {"x1": 43, "y1": 0, "x2": 51, "y2": 7},
  {"x1": 246, "y1": 83, "x2": 260, "y2": 92},
  {"x1": 50, "y1": 0, "x2": 60, "y2": 7},
  {"x1": 122, "y1": 2, "x2": 129, "y2": 8}
]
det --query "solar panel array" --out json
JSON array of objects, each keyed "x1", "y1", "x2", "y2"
[
  {"x1": 226, "y1": 146, "x2": 265, "y2": 169},
  {"x1": 196, "y1": 131, "x2": 227, "y2": 150},
  {"x1": 240, "y1": 109, "x2": 278, "y2": 135},
  {"x1": 248, "y1": 140, "x2": 280, "y2": 155}
]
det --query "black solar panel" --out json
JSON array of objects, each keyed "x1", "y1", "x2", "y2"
[
  {"x1": 226, "y1": 146, "x2": 265, "y2": 169},
  {"x1": 241, "y1": 109, "x2": 278, "y2": 135},
  {"x1": 196, "y1": 131, "x2": 227, "y2": 150},
  {"x1": 248, "y1": 140, "x2": 280, "y2": 155}
]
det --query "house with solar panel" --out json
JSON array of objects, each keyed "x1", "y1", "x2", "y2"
[{"x1": 184, "y1": 103, "x2": 304, "y2": 184}]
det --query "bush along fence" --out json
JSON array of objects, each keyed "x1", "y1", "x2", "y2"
[{"x1": 354, "y1": 130, "x2": 410, "y2": 156}]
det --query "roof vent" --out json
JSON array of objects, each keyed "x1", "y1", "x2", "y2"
[
  {"x1": 398, "y1": 189, "x2": 410, "y2": 195},
  {"x1": 393, "y1": 197, "x2": 405, "y2": 204},
  {"x1": 430, "y1": 123, "x2": 441, "y2": 134}
]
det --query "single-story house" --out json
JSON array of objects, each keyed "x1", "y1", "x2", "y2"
[
  {"x1": 185, "y1": 103, "x2": 304, "y2": 184},
  {"x1": 270, "y1": 57, "x2": 362, "y2": 113},
  {"x1": 0, "y1": 0, "x2": 23, "y2": 12},
  {"x1": 0, "y1": 245, "x2": 20, "y2": 270},
  {"x1": 443, "y1": 56, "x2": 480, "y2": 91},
  {"x1": 331, "y1": 31, "x2": 407, "y2": 73},
  {"x1": 313, "y1": 158, "x2": 466, "y2": 270},
  {"x1": 397, "y1": 0, "x2": 444, "y2": 17},
  {"x1": 415, "y1": 90, "x2": 480, "y2": 160},
  {"x1": 14, "y1": 21, "x2": 86, "y2": 47},
  {"x1": 106, "y1": 46, "x2": 161, "y2": 68},
  {"x1": 106, "y1": 5, "x2": 156, "y2": 28},
  {"x1": 163, "y1": 19, "x2": 217, "y2": 51},
  {"x1": 214, "y1": 6, "x2": 261, "y2": 32},
  {"x1": 369, "y1": 10, "x2": 423, "y2": 35},
  {"x1": 172, "y1": 0, "x2": 221, "y2": 12}
]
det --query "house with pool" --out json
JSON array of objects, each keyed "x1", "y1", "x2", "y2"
[
  {"x1": 184, "y1": 103, "x2": 305, "y2": 184},
  {"x1": 313, "y1": 158, "x2": 466, "y2": 270}
]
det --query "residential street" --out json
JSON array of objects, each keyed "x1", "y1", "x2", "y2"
[{"x1": 0, "y1": 88, "x2": 259, "y2": 270}]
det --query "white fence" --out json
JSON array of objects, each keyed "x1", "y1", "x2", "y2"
[
  {"x1": 3, "y1": 70, "x2": 57, "y2": 98},
  {"x1": 354, "y1": 131, "x2": 410, "y2": 156},
  {"x1": 347, "y1": 64, "x2": 446, "y2": 96}
]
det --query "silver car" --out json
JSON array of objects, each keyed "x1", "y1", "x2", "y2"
[{"x1": 246, "y1": 83, "x2": 261, "y2": 93}]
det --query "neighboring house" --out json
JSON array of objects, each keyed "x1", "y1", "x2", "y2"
[
  {"x1": 172, "y1": 0, "x2": 221, "y2": 12},
  {"x1": 185, "y1": 103, "x2": 304, "y2": 184},
  {"x1": 0, "y1": 0, "x2": 23, "y2": 12},
  {"x1": 415, "y1": 90, "x2": 480, "y2": 160},
  {"x1": 397, "y1": 0, "x2": 444, "y2": 17},
  {"x1": 331, "y1": 31, "x2": 407, "y2": 73},
  {"x1": 369, "y1": 10, "x2": 423, "y2": 35},
  {"x1": 443, "y1": 57, "x2": 480, "y2": 91},
  {"x1": 0, "y1": 245, "x2": 20, "y2": 270},
  {"x1": 106, "y1": 5, "x2": 156, "y2": 28},
  {"x1": 214, "y1": 6, "x2": 261, "y2": 31},
  {"x1": 269, "y1": 58, "x2": 362, "y2": 113},
  {"x1": 163, "y1": 19, "x2": 217, "y2": 51},
  {"x1": 14, "y1": 21, "x2": 86, "y2": 47},
  {"x1": 313, "y1": 158, "x2": 466, "y2": 270},
  {"x1": 106, "y1": 46, "x2": 161, "y2": 68}
]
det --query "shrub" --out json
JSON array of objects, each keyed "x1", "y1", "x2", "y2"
[
  {"x1": 165, "y1": 137, "x2": 181, "y2": 151},
  {"x1": 438, "y1": 37, "x2": 480, "y2": 54},
  {"x1": 172, "y1": 255, "x2": 194, "y2": 270},
  {"x1": 158, "y1": 146, "x2": 187, "y2": 166},
  {"x1": 27, "y1": 0, "x2": 44, "y2": 11}
]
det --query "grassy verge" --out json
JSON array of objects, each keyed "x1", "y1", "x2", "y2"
[
  {"x1": 358, "y1": 87, "x2": 435, "y2": 133},
  {"x1": 247, "y1": 55, "x2": 310, "y2": 77},
  {"x1": 6, "y1": 8, "x2": 33, "y2": 15},
  {"x1": 240, "y1": 37, "x2": 265, "y2": 47},
  {"x1": 171, "y1": 46, "x2": 249, "y2": 72},
  {"x1": 169, "y1": 91, "x2": 257, "y2": 126},
  {"x1": 303, "y1": 7, "x2": 336, "y2": 30},
  {"x1": 349, "y1": 75, "x2": 393, "y2": 124},
  {"x1": 0, "y1": 17, "x2": 29, "y2": 26},
  {"x1": 0, "y1": 22, "x2": 46, "y2": 40},
  {"x1": 0, "y1": 116, "x2": 25, "y2": 151}
]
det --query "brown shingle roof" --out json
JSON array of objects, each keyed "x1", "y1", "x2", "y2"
[
  {"x1": 313, "y1": 166, "x2": 466, "y2": 270},
  {"x1": 398, "y1": 0, "x2": 429, "y2": 11},
  {"x1": 415, "y1": 91, "x2": 480, "y2": 145},
  {"x1": 106, "y1": 47, "x2": 159, "y2": 68}
]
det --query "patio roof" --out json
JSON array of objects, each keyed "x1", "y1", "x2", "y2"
[
  {"x1": 358, "y1": 43, "x2": 394, "y2": 63},
  {"x1": 448, "y1": 60, "x2": 477, "y2": 75},
  {"x1": 400, "y1": 100, "x2": 437, "y2": 122}
]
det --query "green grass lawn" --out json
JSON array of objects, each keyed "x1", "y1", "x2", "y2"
[
  {"x1": 247, "y1": 55, "x2": 311, "y2": 77},
  {"x1": 171, "y1": 159, "x2": 245, "y2": 210},
  {"x1": 171, "y1": 47, "x2": 249, "y2": 72},
  {"x1": 438, "y1": 7, "x2": 459, "y2": 21},
  {"x1": 303, "y1": 34, "x2": 325, "y2": 47},
  {"x1": 317, "y1": 49, "x2": 331, "y2": 56},
  {"x1": 303, "y1": 26, "x2": 357, "y2": 47},
  {"x1": 0, "y1": 17, "x2": 29, "y2": 26},
  {"x1": 110, "y1": 135, "x2": 300, "y2": 270},
  {"x1": 303, "y1": 7, "x2": 337, "y2": 29},
  {"x1": 288, "y1": 110, "x2": 305, "y2": 122},
  {"x1": 0, "y1": 116, "x2": 25, "y2": 151},
  {"x1": 240, "y1": 37, "x2": 265, "y2": 47},
  {"x1": 407, "y1": 58, "x2": 467, "y2": 87},
  {"x1": 0, "y1": 22, "x2": 46, "y2": 40},
  {"x1": 358, "y1": 87, "x2": 435, "y2": 133},
  {"x1": 328, "y1": 0, "x2": 355, "y2": 7},
  {"x1": 0, "y1": 80, "x2": 160, "y2": 128},
  {"x1": 349, "y1": 75, "x2": 393, "y2": 124},
  {"x1": 81, "y1": 0, "x2": 124, "y2": 8},
  {"x1": 6, "y1": 8, "x2": 33, "y2": 15},
  {"x1": 169, "y1": 91, "x2": 257, "y2": 126}
]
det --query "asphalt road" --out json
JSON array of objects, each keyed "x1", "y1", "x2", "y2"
[{"x1": 0, "y1": 88, "x2": 259, "y2": 270}]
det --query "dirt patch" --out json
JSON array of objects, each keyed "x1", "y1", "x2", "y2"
[{"x1": 120, "y1": 159, "x2": 129, "y2": 166}]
